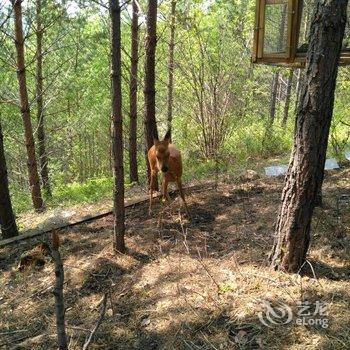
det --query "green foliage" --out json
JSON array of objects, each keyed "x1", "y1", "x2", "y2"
[
  {"x1": 10, "y1": 187, "x2": 32, "y2": 215},
  {"x1": 52, "y1": 177, "x2": 114, "y2": 206},
  {"x1": 218, "y1": 283, "x2": 235, "y2": 295},
  {"x1": 11, "y1": 176, "x2": 130, "y2": 214}
]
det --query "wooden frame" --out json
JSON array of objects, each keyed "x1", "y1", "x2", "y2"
[{"x1": 252, "y1": 0, "x2": 350, "y2": 67}]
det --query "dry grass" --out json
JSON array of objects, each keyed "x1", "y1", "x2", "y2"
[{"x1": 0, "y1": 168, "x2": 349, "y2": 350}]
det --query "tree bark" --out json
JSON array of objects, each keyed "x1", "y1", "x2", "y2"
[
  {"x1": 281, "y1": 69, "x2": 294, "y2": 128},
  {"x1": 0, "y1": 120, "x2": 19, "y2": 239},
  {"x1": 144, "y1": 0, "x2": 159, "y2": 191},
  {"x1": 166, "y1": 0, "x2": 176, "y2": 132},
  {"x1": 12, "y1": 0, "x2": 44, "y2": 212},
  {"x1": 109, "y1": 0, "x2": 125, "y2": 253},
  {"x1": 129, "y1": 0, "x2": 139, "y2": 183},
  {"x1": 270, "y1": 0, "x2": 348, "y2": 273},
  {"x1": 36, "y1": 0, "x2": 51, "y2": 197}
]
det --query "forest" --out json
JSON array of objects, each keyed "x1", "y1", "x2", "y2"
[{"x1": 0, "y1": 0, "x2": 349, "y2": 349}]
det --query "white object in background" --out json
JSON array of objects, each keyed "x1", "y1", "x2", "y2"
[
  {"x1": 345, "y1": 151, "x2": 350, "y2": 161},
  {"x1": 264, "y1": 165, "x2": 288, "y2": 177},
  {"x1": 324, "y1": 158, "x2": 340, "y2": 170}
]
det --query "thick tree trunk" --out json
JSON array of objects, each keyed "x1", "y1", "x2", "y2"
[
  {"x1": 0, "y1": 121, "x2": 19, "y2": 239},
  {"x1": 270, "y1": 0, "x2": 348, "y2": 273},
  {"x1": 36, "y1": 0, "x2": 51, "y2": 197},
  {"x1": 129, "y1": 0, "x2": 139, "y2": 183},
  {"x1": 109, "y1": 0, "x2": 125, "y2": 253},
  {"x1": 281, "y1": 69, "x2": 294, "y2": 128},
  {"x1": 13, "y1": 0, "x2": 44, "y2": 212},
  {"x1": 166, "y1": 0, "x2": 176, "y2": 132},
  {"x1": 144, "y1": 0, "x2": 159, "y2": 191}
]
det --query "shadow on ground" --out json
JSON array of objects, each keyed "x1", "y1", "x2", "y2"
[{"x1": 1, "y1": 172, "x2": 349, "y2": 349}]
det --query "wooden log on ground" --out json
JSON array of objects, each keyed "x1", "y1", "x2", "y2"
[{"x1": 0, "y1": 183, "x2": 211, "y2": 248}]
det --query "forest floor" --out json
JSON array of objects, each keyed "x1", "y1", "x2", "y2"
[{"x1": 0, "y1": 166, "x2": 349, "y2": 350}]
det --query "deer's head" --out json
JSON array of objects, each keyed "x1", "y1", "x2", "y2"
[{"x1": 154, "y1": 130, "x2": 171, "y2": 173}]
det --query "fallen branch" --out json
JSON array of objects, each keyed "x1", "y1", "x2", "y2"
[
  {"x1": 340, "y1": 120, "x2": 350, "y2": 128},
  {"x1": 66, "y1": 325, "x2": 90, "y2": 332},
  {"x1": 195, "y1": 247, "x2": 220, "y2": 291},
  {"x1": 83, "y1": 293, "x2": 108, "y2": 350},
  {"x1": 3, "y1": 333, "x2": 56, "y2": 349},
  {"x1": 0, "y1": 183, "x2": 212, "y2": 248},
  {"x1": 0, "y1": 329, "x2": 27, "y2": 336}
]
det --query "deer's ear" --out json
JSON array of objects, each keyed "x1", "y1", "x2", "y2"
[
  {"x1": 153, "y1": 128, "x2": 159, "y2": 146},
  {"x1": 163, "y1": 129, "x2": 171, "y2": 142}
]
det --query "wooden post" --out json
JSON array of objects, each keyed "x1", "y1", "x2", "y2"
[{"x1": 51, "y1": 233, "x2": 68, "y2": 350}]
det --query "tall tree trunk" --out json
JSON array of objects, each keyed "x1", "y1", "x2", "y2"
[
  {"x1": 0, "y1": 120, "x2": 19, "y2": 239},
  {"x1": 281, "y1": 69, "x2": 294, "y2": 128},
  {"x1": 268, "y1": 72, "x2": 279, "y2": 128},
  {"x1": 109, "y1": 0, "x2": 125, "y2": 253},
  {"x1": 12, "y1": 0, "x2": 44, "y2": 212},
  {"x1": 266, "y1": 0, "x2": 285, "y2": 131},
  {"x1": 36, "y1": 0, "x2": 51, "y2": 197},
  {"x1": 144, "y1": 0, "x2": 159, "y2": 191},
  {"x1": 129, "y1": 0, "x2": 139, "y2": 183},
  {"x1": 270, "y1": 0, "x2": 348, "y2": 273},
  {"x1": 166, "y1": 0, "x2": 176, "y2": 132}
]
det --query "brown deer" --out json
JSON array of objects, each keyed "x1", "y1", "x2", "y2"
[{"x1": 148, "y1": 130, "x2": 190, "y2": 217}]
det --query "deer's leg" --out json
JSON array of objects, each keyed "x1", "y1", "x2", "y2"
[
  {"x1": 176, "y1": 178, "x2": 190, "y2": 218},
  {"x1": 162, "y1": 176, "x2": 169, "y2": 202},
  {"x1": 149, "y1": 170, "x2": 157, "y2": 215},
  {"x1": 157, "y1": 175, "x2": 168, "y2": 228}
]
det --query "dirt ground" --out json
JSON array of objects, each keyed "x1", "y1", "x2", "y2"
[{"x1": 0, "y1": 168, "x2": 349, "y2": 350}]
